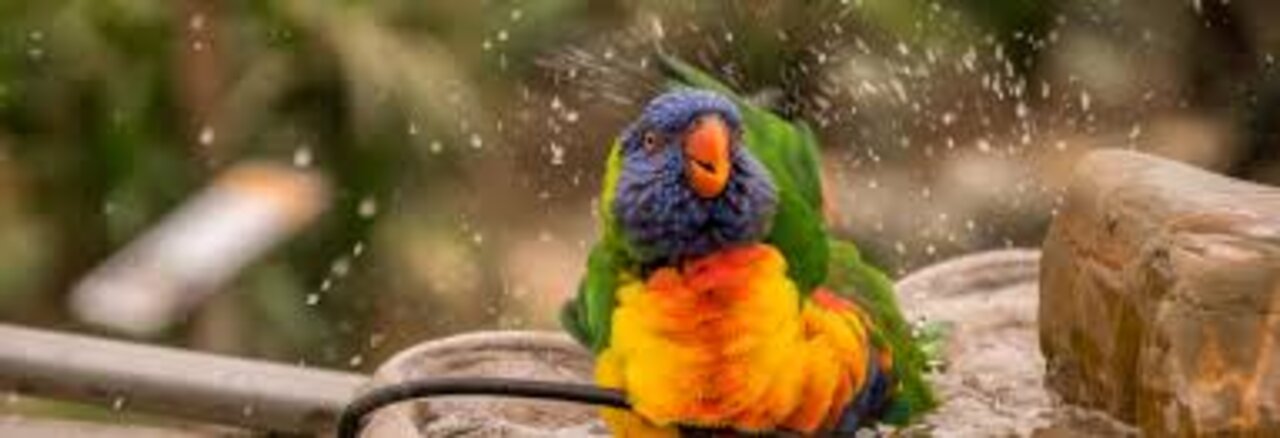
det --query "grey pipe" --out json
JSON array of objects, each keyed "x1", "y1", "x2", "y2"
[{"x1": 0, "y1": 323, "x2": 368, "y2": 434}]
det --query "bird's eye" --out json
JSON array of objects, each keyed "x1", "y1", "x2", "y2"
[{"x1": 642, "y1": 131, "x2": 659, "y2": 152}]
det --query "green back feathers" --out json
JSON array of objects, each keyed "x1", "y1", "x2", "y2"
[
  {"x1": 560, "y1": 241, "x2": 621, "y2": 352},
  {"x1": 598, "y1": 141, "x2": 628, "y2": 257},
  {"x1": 562, "y1": 141, "x2": 628, "y2": 352},
  {"x1": 658, "y1": 55, "x2": 829, "y2": 294},
  {"x1": 824, "y1": 239, "x2": 937, "y2": 423}
]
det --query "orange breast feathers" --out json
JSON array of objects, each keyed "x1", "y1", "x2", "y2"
[{"x1": 595, "y1": 244, "x2": 877, "y2": 436}]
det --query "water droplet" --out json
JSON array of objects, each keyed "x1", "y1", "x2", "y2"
[
  {"x1": 961, "y1": 47, "x2": 977, "y2": 72},
  {"x1": 331, "y1": 257, "x2": 351, "y2": 278},
  {"x1": 352, "y1": 242, "x2": 365, "y2": 257},
  {"x1": 941, "y1": 112, "x2": 956, "y2": 125},
  {"x1": 1128, "y1": 124, "x2": 1143, "y2": 140},
  {"x1": 320, "y1": 279, "x2": 333, "y2": 291},
  {"x1": 306, "y1": 293, "x2": 320, "y2": 306},
  {"x1": 293, "y1": 146, "x2": 313, "y2": 168},
  {"x1": 112, "y1": 396, "x2": 127, "y2": 411},
  {"x1": 242, "y1": 404, "x2": 256, "y2": 417},
  {"x1": 564, "y1": 111, "x2": 580, "y2": 123},
  {"x1": 510, "y1": 9, "x2": 523, "y2": 21},
  {"x1": 469, "y1": 133, "x2": 484, "y2": 149},
  {"x1": 1079, "y1": 91, "x2": 1092, "y2": 112},
  {"x1": 198, "y1": 126, "x2": 216, "y2": 146},
  {"x1": 724, "y1": 32, "x2": 734, "y2": 43},
  {"x1": 358, "y1": 197, "x2": 378, "y2": 218},
  {"x1": 549, "y1": 142, "x2": 565, "y2": 166},
  {"x1": 496, "y1": 30, "x2": 509, "y2": 42},
  {"x1": 348, "y1": 355, "x2": 364, "y2": 367},
  {"x1": 408, "y1": 122, "x2": 419, "y2": 136},
  {"x1": 472, "y1": 232, "x2": 484, "y2": 245},
  {"x1": 189, "y1": 14, "x2": 206, "y2": 31},
  {"x1": 976, "y1": 139, "x2": 992, "y2": 153},
  {"x1": 650, "y1": 16, "x2": 665, "y2": 39},
  {"x1": 429, "y1": 140, "x2": 444, "y2": 154}
]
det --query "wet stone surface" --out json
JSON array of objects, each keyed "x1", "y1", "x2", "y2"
[
  {"x1": 362, "y1": 331, "x2": 606, "y2": 437},
  {"x1": 365, "y1": 249, "x2": 1133, "y2": 437},
  {"x1": 897, "y1": 249, "x2": 1132, "y2": 437}
]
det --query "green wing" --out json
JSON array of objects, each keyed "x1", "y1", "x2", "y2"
[
  {"x1": 658, "y1": 55, "x2": 829, "y2": 293},
  {"x1": 824, "y1": 239, "x2": 937, "y2": 424},
  {"x1": 560, "y1": 241, "x2": 620, "y2": 352},
  {"x1": 561, "y1": 142, "x2": 630, "y2": 352}
]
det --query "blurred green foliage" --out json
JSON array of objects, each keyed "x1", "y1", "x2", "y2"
[{"x1": 0, "y1": 0, "x2": 638, "y2": 367}]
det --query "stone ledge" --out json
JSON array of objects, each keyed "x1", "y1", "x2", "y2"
[{"x1": 1041, "y1": 149, "x2": 1280, "y2": 435}]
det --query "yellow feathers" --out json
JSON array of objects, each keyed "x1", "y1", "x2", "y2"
[{"x1": 595, "y1": 244, "x2": 874, "y2": 436}]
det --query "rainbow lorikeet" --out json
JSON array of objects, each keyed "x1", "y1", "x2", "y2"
[{"x1": 560, "y1": 57, "x2": 936, "y2": 436}]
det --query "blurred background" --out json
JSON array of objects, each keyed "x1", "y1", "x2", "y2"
[{"x1": 0, "y1": 0, "x2": 1277, "y2": 407}]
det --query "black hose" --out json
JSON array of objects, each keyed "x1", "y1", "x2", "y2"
[{"x1": 335, "y1": 377, "x2": 630, "y2": 438}]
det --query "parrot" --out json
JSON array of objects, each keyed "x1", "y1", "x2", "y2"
[{"x1": 560, "y1": 56, "x2": 937, "y2": 436}]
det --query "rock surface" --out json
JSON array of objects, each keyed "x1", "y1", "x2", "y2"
[
  {"x1": 361, "y1": 331, "x2": 605, "y2": 437},
  {"x1": 1041, "y1": 150, "x2": 1280, "y2": 435},
  {"x1": 363, "y1": 248, "x2": 1130, "y2": 437},
  {"x1": 898, "y1": 250, "x2": 1130, "y2": 438}
]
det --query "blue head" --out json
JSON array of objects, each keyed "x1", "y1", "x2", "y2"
[{"x1": 612, "y1": 89, "x2": 778, "y2": 266}]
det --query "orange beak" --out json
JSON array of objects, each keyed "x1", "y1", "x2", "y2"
[{"x1": 684, "y1": 114, "x2": 731, "y2": 198}]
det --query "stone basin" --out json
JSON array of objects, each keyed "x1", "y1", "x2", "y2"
[{"x1": 359, "y1": 248, "x2": 1130, "y2": 437}]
